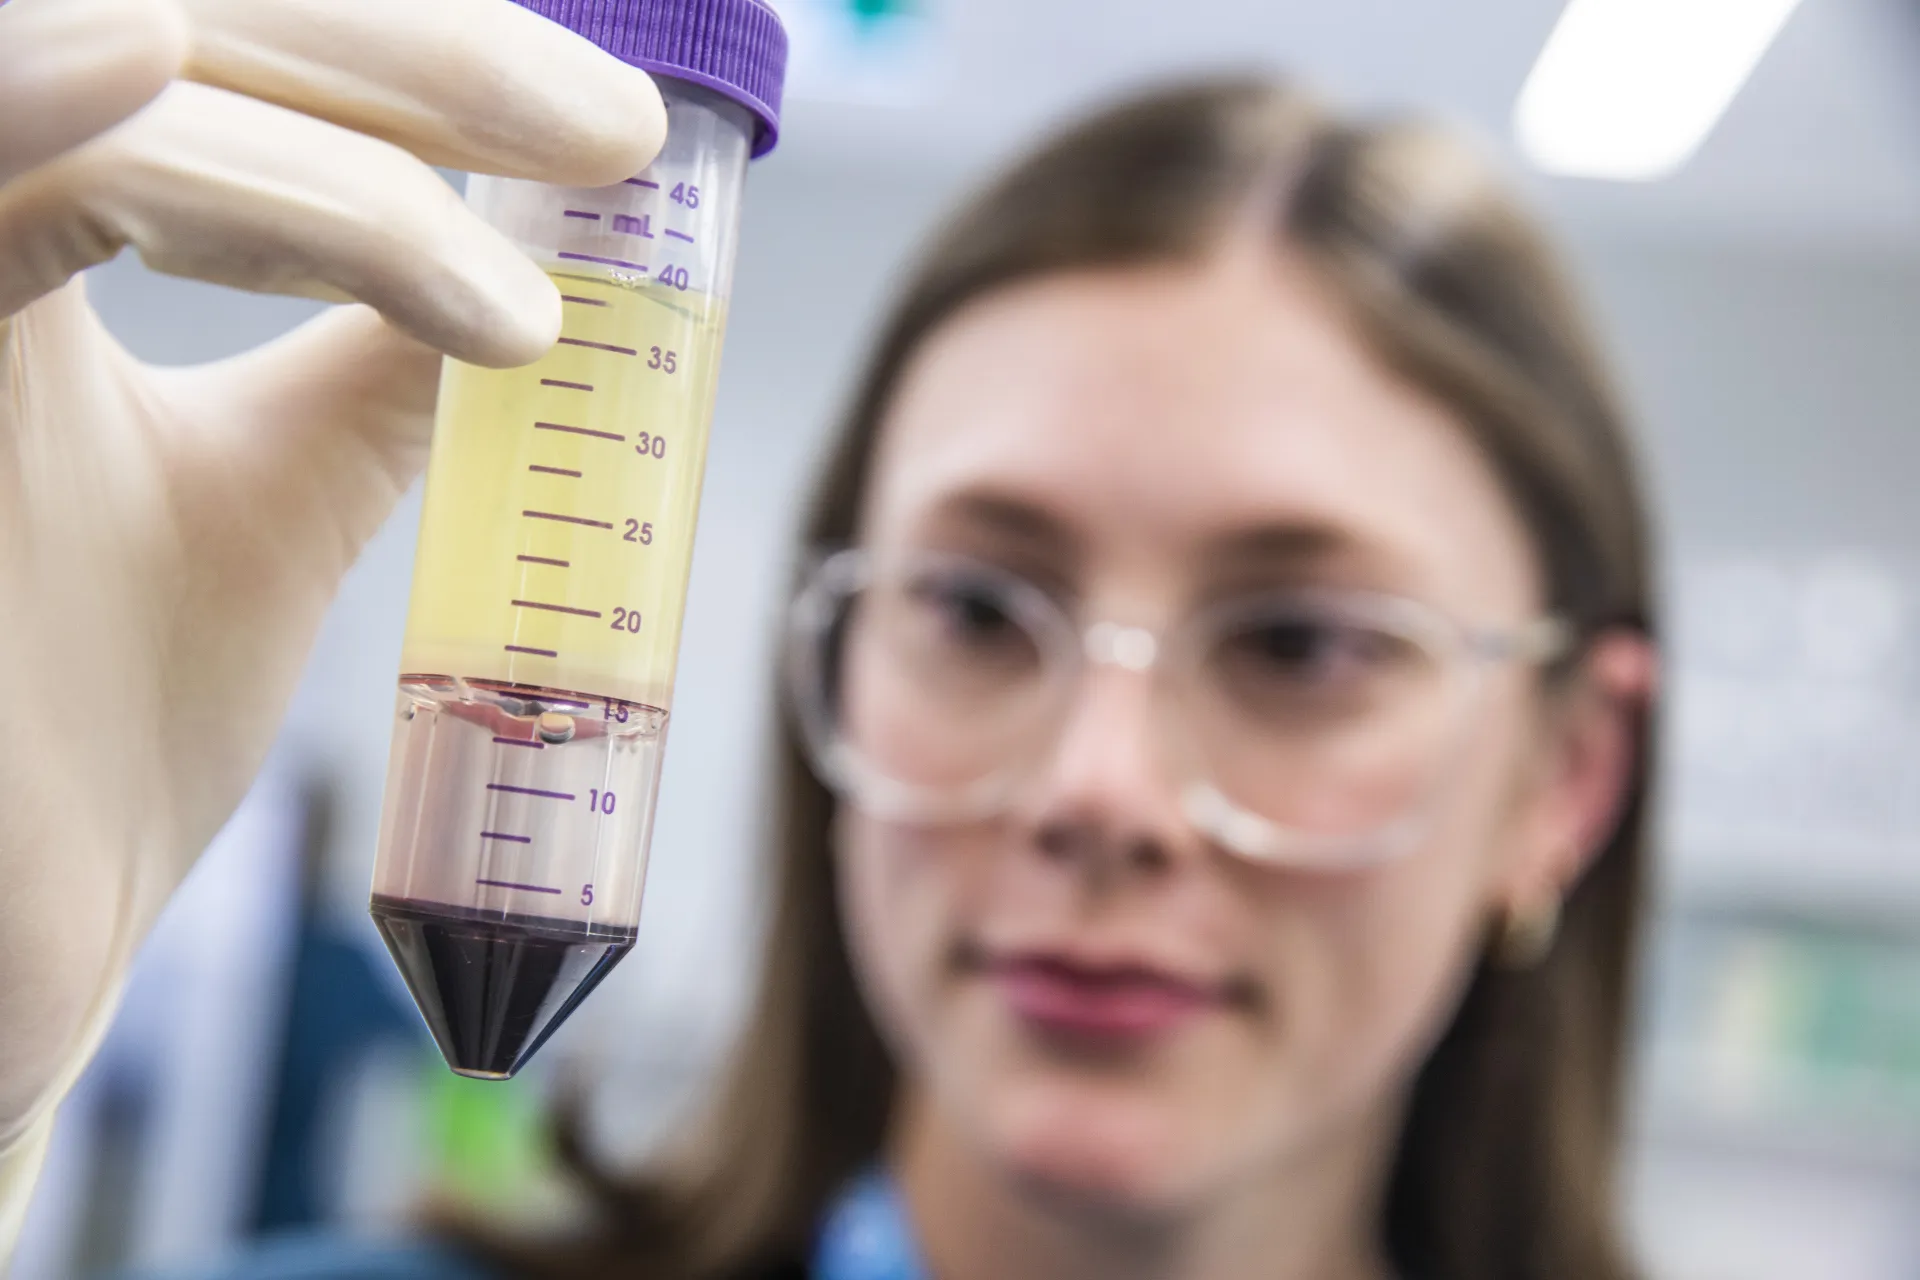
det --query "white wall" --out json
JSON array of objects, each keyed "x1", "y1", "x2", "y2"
[
  {"x1": 1582, "y1": 239, "x2": 1920, "y2": 555},
  {"x1": 1573, "y1": 242, "x2": 1920, "y2": 911}
]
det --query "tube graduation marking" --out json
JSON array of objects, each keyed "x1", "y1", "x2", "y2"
[
  {"x1": 486, "y1": 782, "x2": 575, "y2": 801},
  {"x1": 523, "y1": 510, "x2": 612, "y2": 529},
  {"x1": 475, "y1": 878, "x2": 562, "y2": 894},
  {"x1": 558, "y1": 251, "x2": 646, "y2": 271},
  {"x1": 512, "y1": 599, "x2": 602, "y2": 618}
]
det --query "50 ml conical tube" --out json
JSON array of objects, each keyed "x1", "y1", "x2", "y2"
[{"x1": 372, "y1": 81, "x2": 755, "y2": 1079}]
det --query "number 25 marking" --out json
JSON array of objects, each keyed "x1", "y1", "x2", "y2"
[{"x1": 623, "y1": 519, "x2": 653, "y2": 544}]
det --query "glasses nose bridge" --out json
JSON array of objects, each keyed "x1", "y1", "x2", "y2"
[{"x1": 1080, "y1": 619, "x2": 1161, "y2": 675}]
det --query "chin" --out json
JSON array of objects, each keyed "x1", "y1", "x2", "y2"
[{"x1": 983, "y1": 1069, "x2": 1209, "y2": 1216}]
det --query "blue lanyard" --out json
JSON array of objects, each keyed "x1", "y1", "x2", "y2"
[
  {"x1": 812, "y1": 1170, "x2": 931, "y2": 1280},
  {"x1": 814, "y1": 1171, "x2": 1408, "y2": 1280}
]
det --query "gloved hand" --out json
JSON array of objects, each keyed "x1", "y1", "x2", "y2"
[{"x1": 0, "y1": 0, "x2": 666, "y2": 1242}]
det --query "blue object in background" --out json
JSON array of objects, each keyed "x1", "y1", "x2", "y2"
[{"x1": 250, "y1": 906, "x2": 423, "y2": 1232}]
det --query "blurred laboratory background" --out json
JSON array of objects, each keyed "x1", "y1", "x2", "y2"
[{"x1": 14, "y1": 0, "x2": 1920, "y2": 1277}]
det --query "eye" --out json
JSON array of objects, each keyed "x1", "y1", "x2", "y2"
[
  {"x1": 1234, "y1": 616, "x2": 1400, "y2": 680},
  {"x1": 928, "y1": 580, "x2": 1016, "y2": 637},
  {"x1": 1211, "y1": 599, "x2": 1425, "y2": 714},
  {"x1": 904, "y1": 574, "x2": 1018, "y2": 641},
  {"x1": 887, "y1": 567, "x2": 1046, "y2": 679}
]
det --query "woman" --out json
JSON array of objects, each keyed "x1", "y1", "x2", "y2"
[
  {"x1": 462, "y1": 76, "x2": 1660, "y2": 1280},
  {"x1": 0, "y1": 19, "x2": 1657, "y2": 1277}
]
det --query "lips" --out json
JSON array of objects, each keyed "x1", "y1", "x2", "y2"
[{"x1": 986, "y1": 952, "x2": 1228, "y2": 1042}]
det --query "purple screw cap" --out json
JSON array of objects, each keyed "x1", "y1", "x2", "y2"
[{"x1": 514, "y1": 0, "x2": 788, "y2": 157}]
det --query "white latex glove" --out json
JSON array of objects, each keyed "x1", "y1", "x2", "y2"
[{"x1": 0, "y1": 0, "x2": 666, "y2": 1248}]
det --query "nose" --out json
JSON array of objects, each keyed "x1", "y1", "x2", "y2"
[{"x1": 1018, "y1": 656, "x2": 1198, "y2": 883}]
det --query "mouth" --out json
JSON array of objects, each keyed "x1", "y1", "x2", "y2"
[{"x1": 975, "y1": 947, "x2": 1238, "y2": 1045}]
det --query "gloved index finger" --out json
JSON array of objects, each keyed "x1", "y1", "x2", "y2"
[
  {"x1": 176, "y1": 0, "x2": 667, "y2": 189},
  {"x1": 0, "y1": 0, "x2": 189, "y2": 186}
]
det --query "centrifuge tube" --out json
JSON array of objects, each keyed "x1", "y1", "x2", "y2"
[{"x1": 369, "y1": 0, "x2": 787, "y2": 1079}]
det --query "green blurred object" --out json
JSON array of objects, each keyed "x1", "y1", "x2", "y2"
[{"x1": 420, "y1": 1055, "x2": 555, "y2": 1209}]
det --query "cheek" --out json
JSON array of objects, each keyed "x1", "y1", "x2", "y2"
[
  {"x1": 1260, "y1": 702, "x2": 1531, "y2": 1113},
  {"x1": 1276, "y1": 850, "x2": 1490, "y2": 1098},
  {"x1": 835, "y1": 811, "x2": 983, "y2": 1063}
]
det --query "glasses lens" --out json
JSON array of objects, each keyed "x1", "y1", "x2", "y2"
[
  {"x1": 793, "y1": 558, "x2": 1485, "y2": 855},
  {"x1": 813, "y1": 556, "x2": 1065, "y2": 802},
  {"x1": 1187, "y1": 592, "x2": 1466, "y2": 840}
]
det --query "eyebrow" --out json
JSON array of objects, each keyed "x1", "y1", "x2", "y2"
[
  {"x1": 1207, "y1": 522, "x2": 1358, "y2": 562},
  {"x1": 919, "y1": 491, "x2": 1383, "y2": 578},
  {"x1": 1203, "y1": 520, "x2": 1414, "y2": 590},
  {"x1": 925, "y1": 490, "x2": 1083, "y2": 556}
]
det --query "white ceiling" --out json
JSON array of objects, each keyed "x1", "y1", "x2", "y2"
[{"x1": 771, "y1": 0, "x2": 1920, "y2": 250}]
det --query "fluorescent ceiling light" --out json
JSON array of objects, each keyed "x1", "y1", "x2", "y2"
[{"x1": 1514, "y1": 0, "x2": 1804, "y2": 181}]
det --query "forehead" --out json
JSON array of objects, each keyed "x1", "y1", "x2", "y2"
[{"x1": 861, "y1": 248, "x2": 1540, "y2": 616}]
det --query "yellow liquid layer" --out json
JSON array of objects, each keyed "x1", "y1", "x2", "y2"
[{"x1": 401, "y1": 267, "x2": 726, "y2": 709}]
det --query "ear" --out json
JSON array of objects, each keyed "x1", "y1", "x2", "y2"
[{"x1": 1499, "y1": 629, "x2": 1658, "y2": 913}]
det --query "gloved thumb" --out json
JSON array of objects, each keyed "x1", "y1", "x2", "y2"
[
  {"x1": 131, "y1": 305, "x2": 444, "y2": 854},
  {"x1": 0, "y1": 0, "x2": 190, "y2": 186},
  {"x1": 154, "y1": 305, "x2": 444, "y2": 592}
]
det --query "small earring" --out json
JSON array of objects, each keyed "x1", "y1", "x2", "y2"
[{"x1": 1495, "y1": 895, "x2": 1562, "y2": 969}]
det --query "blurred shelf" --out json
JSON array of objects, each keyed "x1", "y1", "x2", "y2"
[
  {"x1": 1636, "y1": 1049, "x2": 1920, "y2": 1176},
  {"x1": 1652, "y1": 848, "x2": 1920, "y2": 935},
  {"x1": 1635, "y1": 1101, "x2": 1920, "y2": 1178}
]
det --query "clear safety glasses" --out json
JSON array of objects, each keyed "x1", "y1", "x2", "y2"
[{"x1": 785, "y1": 549, "x2": 1570, "y2": 870}]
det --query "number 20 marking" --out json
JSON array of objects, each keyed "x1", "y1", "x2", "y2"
[{"x1": 610, "y1": 607, "x2": 643, "y2": 633}]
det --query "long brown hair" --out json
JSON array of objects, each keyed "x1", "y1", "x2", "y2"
[{"x1": 483, "y1": 76, "x2": 1657, "y2": 1280}]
